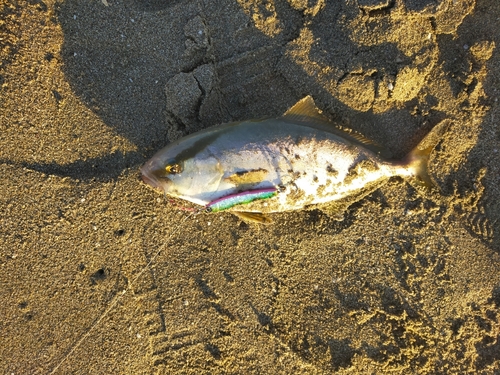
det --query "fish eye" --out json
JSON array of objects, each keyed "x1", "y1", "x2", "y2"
[{"x1": 165, "y1": 163, "x2": 182, "y2": 174}]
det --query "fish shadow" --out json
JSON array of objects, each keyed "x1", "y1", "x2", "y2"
[{"x1": 32, "y1": 0, "x2": 445, "y2": 180}]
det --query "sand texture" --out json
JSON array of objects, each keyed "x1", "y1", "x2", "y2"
[{"x1": 1, "y1": 0, "x2": 500, "y2": 374}]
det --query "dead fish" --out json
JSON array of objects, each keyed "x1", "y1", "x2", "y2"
[{"x1": 141, "y1": 96, "x2": 449, "y2": 223}]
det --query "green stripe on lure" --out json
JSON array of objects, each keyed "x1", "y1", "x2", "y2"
[
  {"x1": 207, "y1": 188, "x2": 278, "y2": 212},
  {"x1": 141, "y1": 96, "x2": 450, "y2": 224}
]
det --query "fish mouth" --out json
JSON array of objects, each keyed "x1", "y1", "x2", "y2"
[
  {"x1": 140, "y1": 165, "x2": 168, "y2": 192},
  {"x1": 141, "y1": 172, "x2": 160, "y2": 189}
]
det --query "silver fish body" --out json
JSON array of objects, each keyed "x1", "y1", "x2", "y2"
[{"x1": 141, "y1": 97, "x2": 448, "y2": 221}]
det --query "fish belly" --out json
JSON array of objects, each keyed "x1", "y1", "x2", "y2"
[{"x1": 224, "y1": 134, "x2": 401, "y2": 213}]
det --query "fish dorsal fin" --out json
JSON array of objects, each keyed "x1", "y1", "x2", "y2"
[
  {"x1": 335, "y1": 124, "x2": 380, "y2": 148},
  {"x1": 335, "y1": 126, "x2": 391, "y2": 158},
  {"x1": 283, "y1": 96, "x2": 391, "y2": 157},
  {"x1": 283, "y1": 96, "x2": 331, "y2": 123}
]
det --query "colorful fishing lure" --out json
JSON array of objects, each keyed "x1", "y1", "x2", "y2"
[{"x1": 206, "y1": 188, "x2": 278, "y2": 212}]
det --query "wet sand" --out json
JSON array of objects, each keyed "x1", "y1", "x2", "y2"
[{"x1": 1, "y1": 0, "x2": 499, "y2": 373}]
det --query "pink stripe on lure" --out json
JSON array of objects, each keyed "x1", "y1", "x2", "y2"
[{"x1": 206, "y1": 188, "x2": 278, "y2": 212}]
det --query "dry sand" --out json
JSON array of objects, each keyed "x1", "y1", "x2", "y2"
[{"x1": 1, "y1": 0, "x2": 500, "y2": 374}]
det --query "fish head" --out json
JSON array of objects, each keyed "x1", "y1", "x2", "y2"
[{"x1": 140, "y1": 138, "x2": 224, "y2": 205}]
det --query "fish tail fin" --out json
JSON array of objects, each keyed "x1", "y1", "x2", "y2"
[{"x1": 403, "y1": 119, "x2": 451, "y2": 190}]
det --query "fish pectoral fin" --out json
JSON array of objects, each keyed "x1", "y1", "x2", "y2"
[
  {"x1": 233, "y1": 211, "x2": 273, "y2": 224},
  {"x1": 224, "y1": 168, "x2": 268, "y2": 185}
]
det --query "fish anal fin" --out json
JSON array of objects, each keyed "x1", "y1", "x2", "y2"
[
  {"x1": 233, "y1": 211, "x2": 273, "y2": 224},
  {"x1": 311, "y1": 180, "x2": 389, "y2": 220}
]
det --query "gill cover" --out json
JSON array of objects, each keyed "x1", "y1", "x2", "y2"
[{"x1": 140, "y1": 137, "x2": 224, "y2": 203}]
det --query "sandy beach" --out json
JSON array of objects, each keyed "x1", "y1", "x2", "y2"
[{"x1": 1, "y1": 0, "x2": 499, "y2": 373}]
